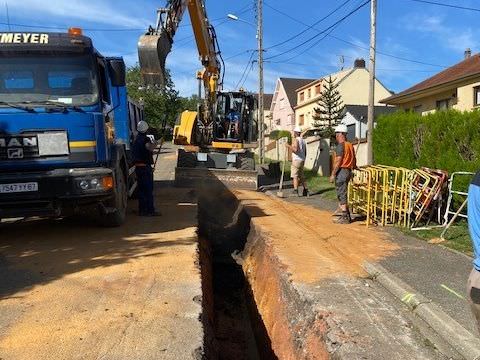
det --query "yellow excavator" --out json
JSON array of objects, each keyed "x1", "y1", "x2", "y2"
[{"x1": 137, "y1": 0, "x2": 259, "y2": 189}]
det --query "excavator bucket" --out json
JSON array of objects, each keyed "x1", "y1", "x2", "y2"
[{"x1": 137, "y1": 31, "x2": 172, "y2": 87}]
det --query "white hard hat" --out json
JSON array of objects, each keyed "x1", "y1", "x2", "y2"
[
  {"x1": 137, "y1": 120, "x2": 149, "y2": 133},
  {"x1": 334, "y1": 124, "x2": 348, "y2": 134},
  {"x1": 293, "y1": 126, "x2": 302, "y2": 133}
]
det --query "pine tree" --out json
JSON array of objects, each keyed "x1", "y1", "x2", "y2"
[{"x1": 312, "y1": 76, "x2": 346, "y2": 138}]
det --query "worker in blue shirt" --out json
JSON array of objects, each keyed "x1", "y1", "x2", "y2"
[
  {"x1": 467, "y1": 170, "x2": 480, "y2": 332},
  {"x1": 132, "y1": 121, "x2": 161, "y2": 217}
]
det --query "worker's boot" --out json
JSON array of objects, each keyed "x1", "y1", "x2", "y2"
[
  {"x1": 334, "y1": 211, "x2": 351, "y2": 224},
  {"x1": 292, "y1": 188, "x2": 300, "y2": 197},
  {"x1": 303, "y1": 188, "x2": 310, "y2": 197},
  {"x1": 332, "y1": 208, "x2": 342, "y2": 217}
]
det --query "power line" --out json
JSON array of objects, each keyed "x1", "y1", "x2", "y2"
[
  {"x1": 264, "y1": 0, "x2": 354, "y2": 50},
  {"x1": 224, "y1": 49, "x2": 256, "y2": 61},
  {"x1": 240, "y1": 61, "x2": 255, "y2": 89},
  {"x1": 266, "y1": 60, "x2": 437, "y2": 72},
  {"x1": 235, "y1": 51, "x2": 255, "y2": 90},
  {"x1": 328, "y1": 34, "x2": 446, "y2": 68},
  {"x1": 405, "y1": 0, "x2": 480, "y2": 12},
  {"x1": 265, "y1": 0, "x2": 370, "y2": 61},
  {"x1": 0, "y1": 21, "x2": 146, "y2": 31},
  {"x1": 265, "y1": 1, "x2": 446, "y2": 68}
]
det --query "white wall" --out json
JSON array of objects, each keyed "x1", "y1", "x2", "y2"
[
  {"x1": 354, "y1": 141, "x2": 368, "y2": 167},
  {"x1": 304, "y1": 137, "x2": 331, "y2": 176}
]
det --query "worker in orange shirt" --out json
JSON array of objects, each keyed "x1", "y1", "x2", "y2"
[{"x1": 329, "y1": 124, "x2": 356, "y2": 224}]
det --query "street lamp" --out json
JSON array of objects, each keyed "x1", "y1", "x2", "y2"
[
  {"x1": 227, "y1": 13, "x2": 254, "y2": 27},
  {"x1": 227, "y1": 5, "x2": 265, "y2": 164}
]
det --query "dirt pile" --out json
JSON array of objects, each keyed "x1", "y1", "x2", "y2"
[{"x1": 236, "y1": 190, "x2": 399, "y2": 284}]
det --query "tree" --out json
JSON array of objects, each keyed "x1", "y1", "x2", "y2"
[
  {"x1": 312, "y1": 76, "x2": 346, "y2": 138},
  {"x1": 126, "y1": 65, "x2": 181, "y2": 132},
  {"x1": 179, "y1": 94, "x2": 200, "y2": 112}
]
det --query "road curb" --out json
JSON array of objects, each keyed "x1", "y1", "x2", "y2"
[{"x1": 364, "y1": 261, "x2": 480, "y2": 360}]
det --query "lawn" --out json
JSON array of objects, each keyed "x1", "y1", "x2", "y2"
[
  {"x1": 304, "y1": 169, "x2": 337, "y2": 201},
  {"x1": 264, "y1": 157, "x2": 337, "y2": 201},
  {"x1": 401, "y1": 221, "x2": 473, "y2": 256}
]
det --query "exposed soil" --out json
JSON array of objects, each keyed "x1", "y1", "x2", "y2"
[{"x1": 235, "y1": 190, "x2": 400, "y2": 283}]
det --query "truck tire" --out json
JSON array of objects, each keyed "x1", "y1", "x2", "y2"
[{"x1": 101, "y1": 167, "x2": 127, "y2": 227}]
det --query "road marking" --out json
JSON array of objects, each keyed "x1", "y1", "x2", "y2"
[
  {"x1": 402, "y1": 293, "x2": 416, "y2": 304},
  {"x1": 440, "y1": 284, "x2": 465, "y2": 299}
]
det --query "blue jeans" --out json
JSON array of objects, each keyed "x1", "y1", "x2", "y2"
[{"x1": 136, "y1": 166, "x2": 155, "y2": 215}]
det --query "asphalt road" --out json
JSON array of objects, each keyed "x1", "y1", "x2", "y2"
[{"x1": 0, "y1": 144, "x2": 204, "y2": 360}]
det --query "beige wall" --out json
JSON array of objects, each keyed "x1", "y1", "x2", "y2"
[
  {"x1": 294, "y1": 68, "x2": 392, "y2": 129},
  {"x1": 393, "y1": 78, "x2": 480, "y2": 115}
]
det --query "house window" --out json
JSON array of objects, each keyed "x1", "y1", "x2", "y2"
[
  {"x1": 299, "y1": 92, "x2": 304, "y2": 102},
  {"x1": 475, "y1": 87, "x2": 480, "y2": 106},
  {"x1": 275, "y1": 119, "x2": 281, "y2": 125},
  {"x1": 436, "y1": 99, "x2": 450, "y2": 110},
  {"x1": 315, "y1": 84, "x2": 321, "y2": 95},
  {"x1": 413, "y1": 105, "x2": 422, "y2": 113},
  {"x1": 279, "y1": 98, "x2": 285, "y2": 110},
  {"x1": 299, "y1": 114, "x2": 305, "y2": 126},
  {"x1": 307, "y1": 89, "x2": 311, "y2": 98},
  {"x1": 287, "y1": 114, "x2": 292, "y2": 125}
]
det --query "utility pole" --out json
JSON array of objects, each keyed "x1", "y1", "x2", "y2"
[
  {"x1": 5, "y1": 2, "x2": 11, "y2": 31},
  {"x1": 257, "y1": 0, "x2": 265, "y2": 164},
  {"x1": 366, "y1": 0, "x2": 377, "y2": 165}
]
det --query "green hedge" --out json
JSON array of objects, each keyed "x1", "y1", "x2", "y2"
[
  {"x1": 373, "y1": 110, "x2": 480, "y2": 174},
  {"x1": 269, "y1": 130, "x2": 292, "y2": 144}
]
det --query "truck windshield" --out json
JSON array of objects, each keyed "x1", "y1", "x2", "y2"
[{"x1": 0, "y1": 54, "x2": 99, "y2": 107}]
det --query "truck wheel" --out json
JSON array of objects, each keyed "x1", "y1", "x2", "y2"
[{"x1": 101, "y1": 168, "x2": 127, "y2": 227}]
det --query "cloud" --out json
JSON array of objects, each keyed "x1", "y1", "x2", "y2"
[
  {"x1": 402, "y1": 13, "x2": 478, "y2": 52},
  {"x1": 8, "y1": 0, "x2": 150, "y2": 28}
]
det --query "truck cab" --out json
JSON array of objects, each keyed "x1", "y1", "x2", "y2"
[{"x1": 0, "y1": 29, "x2": 139, "y2": 226}]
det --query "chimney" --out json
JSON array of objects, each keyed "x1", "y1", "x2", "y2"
[
  {"x1": 354, "y1": 58, "x2": 366, "y2": 68},
  {"x1": 465, "y1": 48, "x2": 472, "y2": 59}
]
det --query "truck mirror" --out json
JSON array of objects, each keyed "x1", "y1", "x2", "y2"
[{"x1": 108, "y1": 59, "x2": 126, "y2": 87}]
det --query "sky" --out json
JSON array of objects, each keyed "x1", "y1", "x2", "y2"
[{"x1": 3, "y1": 0, "x2": 480, "y2": 97}]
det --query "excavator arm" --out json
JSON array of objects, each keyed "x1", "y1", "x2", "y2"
[{"x1": 138, "y1": 0, "x2": 221, "y2": 106}]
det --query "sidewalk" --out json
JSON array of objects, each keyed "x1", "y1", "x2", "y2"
[{"x1": 286, "y1": 192, "x2": 478, "y2": 335}]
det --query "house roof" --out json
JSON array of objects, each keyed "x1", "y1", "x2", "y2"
[
  {"x1": 251, "y1": 93, "x2": 273, "y2": 110},
  {"x1": 263, "y1": 93, "x2": 273, "y2": 110},
  {"x1": 345, "y1": 104, "x2": 397, "y2": 122},
  {"x1": 279, "y1": 77, "x2": 316, "y2": 107},
  {"x1": 381, "y1": 54, "x2": 480, "y2": 104}
]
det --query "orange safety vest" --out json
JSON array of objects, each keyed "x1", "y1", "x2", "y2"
[{"x1": 340, "y1": 141, "x2": 356, "y2": 169}]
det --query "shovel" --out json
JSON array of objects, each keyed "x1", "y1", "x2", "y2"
[{"x1": 277, "y1": 140, "x2": 288, "y2": 198}]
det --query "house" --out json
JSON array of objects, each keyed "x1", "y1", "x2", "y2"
[
  {"x1": 262, "y1": 93, "x2": 274, "y2": 134},
  {"x1": 294, "y1": 59, "x2": 393, "y2": 129},
  {"x1": 270, "y1": 77, "x2": 315, "y2": 132},
  {"x1": 380, "y1": 50, "x2": 480, "y2": 114},
  {"x1": 342, "y1": 104, "x2": 397, "y2": 140}
]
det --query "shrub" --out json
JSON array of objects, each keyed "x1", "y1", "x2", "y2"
[
  {"x1": 269, "y1": 130, "x2": 292, "y2": 144},
  {"x1": 373, "y1": 109, "x2": 480, "y2": 173}
]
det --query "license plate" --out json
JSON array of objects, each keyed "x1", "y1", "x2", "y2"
[{"x1": 0, "y1": 182, "x2": 38, "y2": 193}]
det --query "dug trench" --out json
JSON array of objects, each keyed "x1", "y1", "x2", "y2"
[
  {"x1": 195, "y1": 184, "x2": 446, "y2": 360},
  {"x1": 196, "y1": 186, "x2": 328, "y2": 360}
]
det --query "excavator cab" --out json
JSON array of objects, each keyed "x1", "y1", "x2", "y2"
[{"x1": 213, "y1": 92, "x2": 257, "y2": 146}]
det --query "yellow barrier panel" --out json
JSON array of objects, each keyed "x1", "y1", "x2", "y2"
[{"x1": 349, "y1": 165, "x2": 448, "y2": 229}]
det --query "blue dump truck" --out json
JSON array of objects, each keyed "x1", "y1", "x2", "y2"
[{"x1": 0, "y1": 28, "x2": 142, "y2": 226}]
